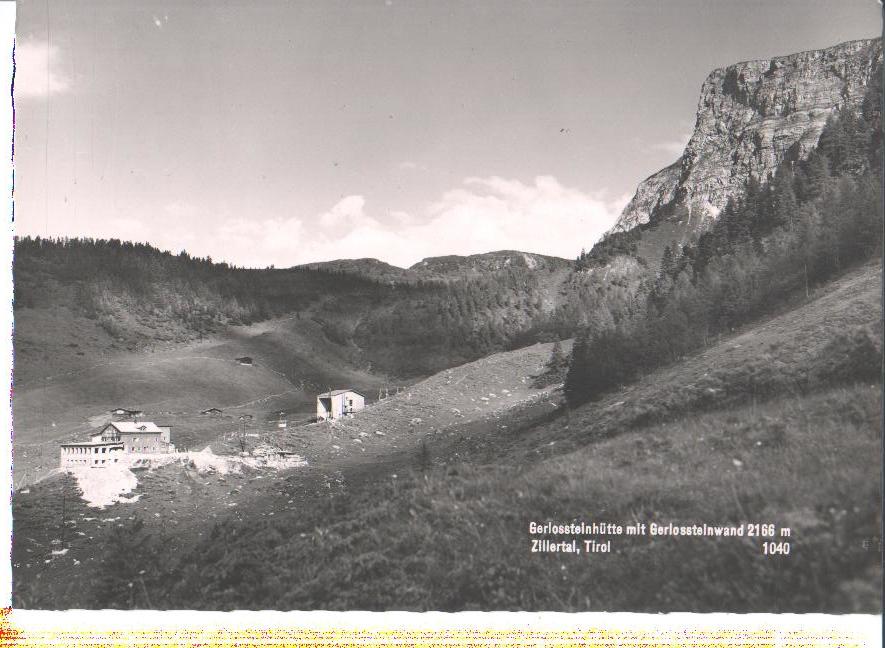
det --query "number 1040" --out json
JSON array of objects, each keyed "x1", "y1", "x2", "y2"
[{"x1": 762, "y1": 541, "x2": 791, "y2": 556}]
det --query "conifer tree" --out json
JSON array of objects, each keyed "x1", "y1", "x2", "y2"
[{"x1": 771, "y1": 165, "x2": 799, "y2": 231}]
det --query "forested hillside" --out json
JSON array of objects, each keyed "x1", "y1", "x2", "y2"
[
  {"x1": 13, "y1": 239, "x2": 626, "y2": 380},
  {"x1": 15, "y1": 83, "x2": 880, "y2": 390},
  {"x1": 567, "y1": 102, "x2": 883, "y2": 405}
]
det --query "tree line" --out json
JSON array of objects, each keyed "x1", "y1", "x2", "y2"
[
  {"x1": 565, "y1": 100, "x2": 883, "y2": 407},
  {"x1": 13, "y1": 235, "x2": 584, "y2": 377}
]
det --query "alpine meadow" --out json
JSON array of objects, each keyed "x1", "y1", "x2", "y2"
[{"x1": 9, "y1": 5, "x2": 883, "y2": 615}]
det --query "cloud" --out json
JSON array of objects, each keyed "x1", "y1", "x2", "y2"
[
  {"x1": 317, "y1": 194, "x2": 377, "y2": 230},
  {"x1": 138, "y1": 196, "x2": 377, "y2": 268},
  {"x1": 163, "y1": 201, "x2": 198, "y2": 218},
  {"x1": 14, "y1": 40, "x2": 70, "y2": 99},
  {"x1": 609, "y1": 191, "x2": 633, "y2": 214},
  {"x1": 651, "y1": 127, "x2": 693, "y2": 158},
  {"x1": 277, "y1": 175, "x2": 623, "y2": 268},
  {"x1": 388, "y1": 210, "x2": 414, "y2": 226},
  {"x1": 396, "y1": 160, "x2": 427, "y2": 172},
  {"x1": 652, "y1": 137, "x2": 690, "y2": 157},
  {"x1": 38, "y1": 177, "x2": 624, "y2": 269}
]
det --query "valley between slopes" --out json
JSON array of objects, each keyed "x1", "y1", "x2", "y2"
[{"x1": 12, "y1": 262, "x2": 881, "y2": 612}]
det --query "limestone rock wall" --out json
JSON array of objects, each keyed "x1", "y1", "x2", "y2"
[{"x1": 613, "y1": 38, "x2": 882, "y2": 237}]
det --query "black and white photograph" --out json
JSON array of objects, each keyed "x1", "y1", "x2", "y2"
[{"x1": 8, "y1": 0, "x2": 883, "y2": 614}]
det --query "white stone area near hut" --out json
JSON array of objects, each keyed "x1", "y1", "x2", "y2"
[
  {"x1": 65, "y1": 464, "x2": 140, "y2": 508},
  {"x1": 64, "y1": 446, "x2": 307, "y2": 508}
]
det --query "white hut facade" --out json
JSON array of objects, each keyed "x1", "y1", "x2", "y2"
[
  {"x1": 59, "y1": 441, "x2": 125, "y2": 468},
  {"x1": 59, "y1": 421, "x2": 175, "y2": 468},
  {"x1": 316, "y1": 389, "x2": 365, "y2": 421}
]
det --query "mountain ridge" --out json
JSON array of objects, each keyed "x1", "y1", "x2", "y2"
[{"x1": 296, "y1": 249, "x2": 572, "y2": 280}]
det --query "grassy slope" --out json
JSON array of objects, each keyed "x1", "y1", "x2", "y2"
[
  {"x1": 11, "y1": 263, "x2": 882, "y2": 611},
  {"x1": 284, "y1": 339, "x2": 572, "y2": 466},
  {"x1": 274, "y1": 381, "x2": 878, "y2": 613},
  {"x1": 10, "y1": 255, "x2": 579, "y2": 486},
  {"x1": 502, "y1": 258, "x2": 882, "y2": 461},
  {"x1": 11, "y1": 246, "x2": 584, "y2": 488},
  {"x1": 11, "y1": 309, "x2": 393, "y2": 487},
  {"x1": 11, "y1": 340, "x2": 569, "y2": 608},
  {"x1": 160, "y1": 262, "x2": 882, "y2": 612}
]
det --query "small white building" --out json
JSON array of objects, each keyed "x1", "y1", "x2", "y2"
[{"x1": 316, "y1": 389, "x2": 365, "y2": 421}]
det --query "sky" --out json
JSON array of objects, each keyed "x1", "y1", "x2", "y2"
[{"x1": 12, "y1": 0, "x2": 881, "y2": 269}]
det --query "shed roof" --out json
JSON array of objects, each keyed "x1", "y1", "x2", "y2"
[{"x1": 106, "y1": 421, "x2": 165, "y2": 434}]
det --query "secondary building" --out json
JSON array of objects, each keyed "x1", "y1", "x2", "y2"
[
  {"x1": 316, "y1": 389, "x2": 365, "y2": 421},
  {"x1": 110, "y1": 407, "x2": 143, "y2": 420}
]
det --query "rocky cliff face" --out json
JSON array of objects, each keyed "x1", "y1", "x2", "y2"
[
  {"x1": 613, "y1": 38, "x2": 882, "y2": 237},
  {"x1": 614, "y1": 161, "x2": 681, "y2": 233}
]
